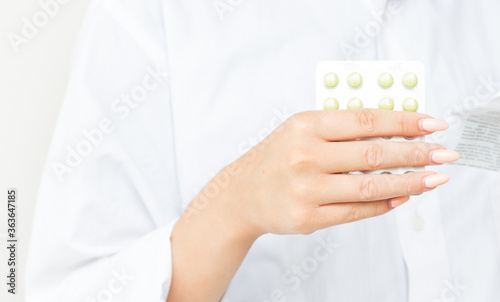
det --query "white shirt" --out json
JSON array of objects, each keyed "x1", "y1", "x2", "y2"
[{"x1": 26, "y1": 0, "x2": 500, "y2": 301}]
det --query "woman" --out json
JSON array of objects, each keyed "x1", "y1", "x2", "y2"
[{"x1": 27, "y1": 0, "x2": 500, "y2": 301}]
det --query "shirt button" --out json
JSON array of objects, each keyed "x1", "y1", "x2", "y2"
[{"x1": 412, "y1": 215, "x2": 425, "y2": 232}]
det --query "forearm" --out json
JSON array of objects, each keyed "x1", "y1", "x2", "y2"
[{"x1": 167, "y1": 185, "x2": 259, "y2": 302}]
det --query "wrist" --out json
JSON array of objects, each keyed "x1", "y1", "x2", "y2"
[
  {"x1": 209, "y1": 193, "x2": 262, "y2": 246},
  {"x1": 208, "y1": 163, "x2": 266, "y2": 242},
  {"x1": 178, "y1": 188, "x2": 261, "y2": 249},
  {"x1": 170, "y1": 186, "x2": 261, "y2": 302}
]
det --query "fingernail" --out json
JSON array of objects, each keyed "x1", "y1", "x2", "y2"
[
  {"x1": 423, "y1": 173, "x2": 450, "y2": 189},
  {"x1": 389, "y1": 196, "x2": 410, "y2": 208},
  {"x1": 429, "y1": 149, "x2": 460, "y2": 164},
  {"x1": 419, "y1": 119, "x2": 449, "y2": 132}
]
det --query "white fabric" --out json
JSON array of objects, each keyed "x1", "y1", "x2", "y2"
[{"x1": 26, "y1": 0, "x2": 500, "y2": 301}]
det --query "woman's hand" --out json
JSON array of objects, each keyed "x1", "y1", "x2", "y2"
[
  {"x1": 168, "y1": 109, "x2": 458, "y2": 302},
  {"x1": 209, "y1": 109, "x2": 457, "y2": 237}
]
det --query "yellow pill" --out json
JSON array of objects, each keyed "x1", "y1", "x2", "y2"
[
  {"x1": 402, "y1": 97, "x2": 418, "y2": 111},
  {"x1": 402, "y1": 72, "x2": 418, "y2": 88},
  {"x1": 323, "y1": 98, "x2": 339, "y2": 110},
  {"x1": 347, "y1": 98, "x2": 363, "y2": 109},
  {"x1": 378, "y1": 97, "x2": 394, "y2": 110},
  {"x1": 323, "y1": 73, "x2": 339, "y2": 88},
  {"x1": 378, "y1": 72, "x2": 394, "y2": 88},
  {"x1": 347, "y1": 72, "x2": 363, "y2": 88}
]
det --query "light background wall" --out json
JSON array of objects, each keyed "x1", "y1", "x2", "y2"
[{"x1": 0, "y1": 1, "x2": 91, "y2": 300}]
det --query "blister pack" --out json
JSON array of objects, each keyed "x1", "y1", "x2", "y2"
[{"x1": 316, "y1": 61, "x2": 425, "y2": 174}]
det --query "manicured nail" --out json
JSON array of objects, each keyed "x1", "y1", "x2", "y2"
[
  {"x1": 429, "y1": 149, "x2": 460, "y2": 164},
  {"x1": 423, "y1": 173, "x2": 450, "y2": 189},
  {"x1": 419, "y1": 119, "x2": 449, "y2": 132},
  {"x1": 389, "y1": 196, "x2": 410, "y2": 208}
]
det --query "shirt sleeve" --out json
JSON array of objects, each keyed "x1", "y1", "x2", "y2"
[{"x1": 26, "y1": 0, "x2": 183, "y2": 301}]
